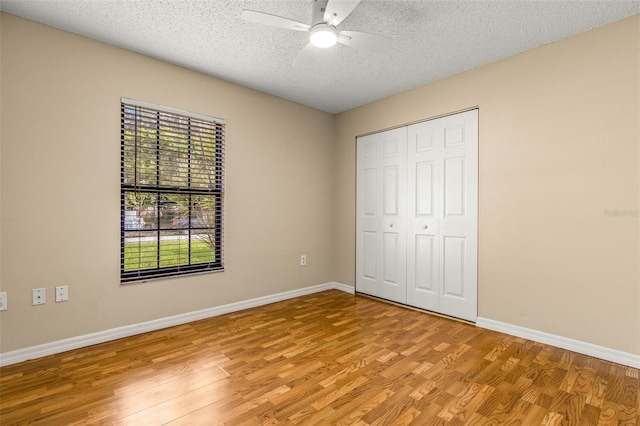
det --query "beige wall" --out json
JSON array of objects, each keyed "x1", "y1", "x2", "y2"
[
  {"x1": 1, "y1": 13, "x2": 639, "y2": 357},
  {"x1": 0, "y1": 14, "x2": 335, "y2": 353},
  {"x1": 334, "y1": 15, "x2": 639, "y2": 355}
]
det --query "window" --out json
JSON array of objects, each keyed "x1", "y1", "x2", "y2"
[{"x1": 120, "y1": 98, "x2": 225, "y2": 282}]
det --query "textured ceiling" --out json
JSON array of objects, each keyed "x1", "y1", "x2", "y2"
[{"x1": 1, "y1": 0, "x2": 638, "y2": 113}]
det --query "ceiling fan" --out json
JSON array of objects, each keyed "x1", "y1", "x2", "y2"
[{"x1": 241, "y1": 0, "x2": 392, "y2": 66}]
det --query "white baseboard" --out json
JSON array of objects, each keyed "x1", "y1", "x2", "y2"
[
  {"x1": 332, "y1": 282, "x2": 355, "y2": 294},
  {"x1": 0, "y1": 282, "x2": 353, "y2": 367},
  {"x1": 11, "y1": 285, "x2": 634, "y2": 369},
  {"x1": 476, "y1": 317, "x2": 640, "y2": 369}
]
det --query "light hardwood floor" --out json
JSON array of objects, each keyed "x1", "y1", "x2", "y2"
[{"x1": 0, "y1": 290, "x2": 638, "y2": 425}]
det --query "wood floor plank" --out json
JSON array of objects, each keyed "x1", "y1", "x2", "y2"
[{"x1": 1, "y1": 290, "x2": 638, "y2": 425}]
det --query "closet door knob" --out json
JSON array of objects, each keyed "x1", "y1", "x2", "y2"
[
  {"x1": 389, "y1": 223, "x2": 394, "y2": 228},
  {"x1": 423, "y1": 225, "x2": 428, "y2": 229}
]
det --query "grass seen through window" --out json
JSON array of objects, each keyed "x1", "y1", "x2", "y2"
[{"x1": 124, "y1": 239, "x2": 215, "y2": 272}]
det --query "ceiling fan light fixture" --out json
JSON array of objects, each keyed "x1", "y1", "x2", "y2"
[{"x1": 310, "y1": 24, "x2": 338, "y2": 48}]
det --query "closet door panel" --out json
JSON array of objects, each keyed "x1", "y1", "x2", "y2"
[
  {"x1": 356, "y1": 137, "x2": 381, "y2": 297},
  {"x1": 356, "y1": 128, "x2": 407, "y2": 304},
  {"x1": 407, "y1": 120, "x2": 440, "y2": 311},
  {"x1": 442, "y1": 236, "x2": 466, "y2": 297},
  {"x1": 414, "y1": 234, "x2": 437, "y2": 292},
  {"x1": 438, "y1": 110, "x2": 478, "y2": 322},
  {"x1": 443, "y1": 157, "x2": 466, "y2": 217},
  {"x1": 379, "y1": 128, "x2": 407, "y2": 303}
]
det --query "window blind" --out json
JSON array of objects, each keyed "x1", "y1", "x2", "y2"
[{"x1": 120, "y1": 99, "x2": 225, "y2": 282}]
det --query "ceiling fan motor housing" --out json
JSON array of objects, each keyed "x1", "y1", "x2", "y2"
[{"x1": 310, "y1": 23, "x2": 338, "y2": 48}]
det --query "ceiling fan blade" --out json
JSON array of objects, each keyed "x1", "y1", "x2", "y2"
[
  {"x1": 323, "y1": 0, "x2": 361, "y2": 26},
  {"x1": 337, "y1": 30, "x2": 393, "y2": 54},
  {"x1": 293, "y1": 43, "x2": 316, "y2": 68},
  {"x1": 241, "y1": 10, "x2": 310, "y2": 32}
]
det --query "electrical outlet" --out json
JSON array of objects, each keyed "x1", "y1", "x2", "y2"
[
  {"x1": 0, "y1": 292, "x2": 7, "y2": 311},
  {"x1": 300, "y1": 255, "x2": 307, "y2": 266},
  {"x1": 32, "y1": 288, "x2": 46, "y2": 305},
  {"x1": 55, "y1": 286, "x2": 69, "y2": 302}
]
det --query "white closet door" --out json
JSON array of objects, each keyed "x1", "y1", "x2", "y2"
[
  {"x1": 406, "y1": 118, "x2": 441, "y2": 312},
  {"x1": 356, "y1": 127, "x2": 407, "y2": 304},
  {"x1": 407, "y1": 110, "x2": 478, "y2": 321}
]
